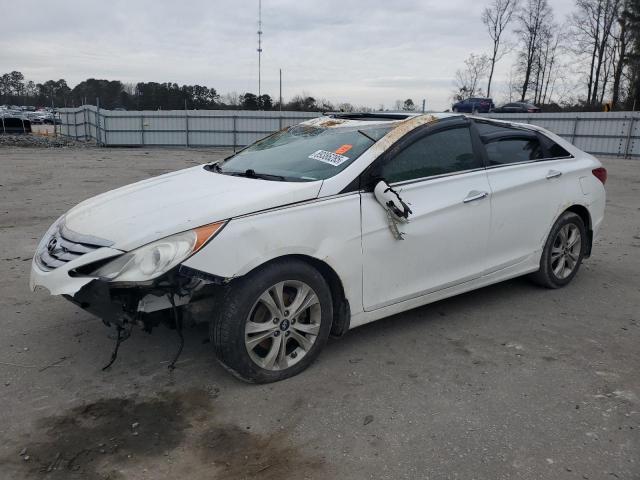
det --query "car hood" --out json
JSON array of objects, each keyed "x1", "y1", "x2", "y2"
[{"x1": 64, "y1": 165, "x2": 323, "y2": 251}]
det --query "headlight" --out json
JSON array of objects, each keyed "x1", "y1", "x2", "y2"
[{"x1": 91, "y1": 221, "x2": 226, "y2": 282}]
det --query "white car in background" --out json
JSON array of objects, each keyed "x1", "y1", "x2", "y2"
[{"x1": 30, "y1": 113, "x2": 607, "y2": 383}]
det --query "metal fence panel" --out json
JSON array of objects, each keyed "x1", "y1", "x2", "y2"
[
  {"x1": 58, "y1": 107, "x2": 638, "y2": 157},
  {"x1": 58, "y1": 106, "x2": 320, "y2": 148}
]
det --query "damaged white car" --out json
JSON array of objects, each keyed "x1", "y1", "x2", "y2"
[{"x1": 30, "y1": 113, "x2": 607, "y2": 383}]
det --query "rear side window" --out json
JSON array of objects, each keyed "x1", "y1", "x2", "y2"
[
  {"x1": 380, "y1": 126, "x2": 480, "y2": 183},
  {"x1": 475, "y1": 121, "x2": 518, "y2": 137},
  {"x1": 476, "y1": 121, "x2": 572, "y2": 163},
  {"x1": 539, "y1": 134, "x2": 572, "y2": 158},
  {"x1": 485, "y1": 138, "x2": 543, "y2": 165}
]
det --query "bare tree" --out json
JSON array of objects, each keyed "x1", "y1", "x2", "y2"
[
  {"x1": 569, "y1": 0, "x2": 622, "y2": 105},
  {"x1": 453, "y1": 53, "x2": 492, "y2": 100},
  {"x1": 515, "y1": 0, "x2": 553, "y2": 101},
  {"x1": 529, "y1": 24, "x2": 563, "y2": 105},
  {"x1": 611, "y1": 0, "x2": 631, "y2": 107},
  {"x1": 482, "y1": 0, "x2": 518, "y2": 97}
]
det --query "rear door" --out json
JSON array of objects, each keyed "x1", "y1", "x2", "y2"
[
  {"x1": 360, "y1": 118, "x2": 492, "y2": 311},
  {"x1": 474, "y1": 120, "x2": 571, "y2": 272}
]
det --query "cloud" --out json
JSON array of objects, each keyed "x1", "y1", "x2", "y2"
[{"x1": 0, "y1": 0, "x2": 573, "y2": 110}]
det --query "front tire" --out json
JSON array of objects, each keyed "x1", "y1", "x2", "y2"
[
  {"x1": 211, "y1": 259, "x2": 333, "y2": 383},
  {"x1": 531, "y1": 212, "x2": 587, "y2": 289}
]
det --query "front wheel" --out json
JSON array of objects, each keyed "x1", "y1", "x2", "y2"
[
  {"x1": 530, "y1": 212, "x2": 587, "y2": 288},
  {"x1": 211, "y1": 259, "x2": 333, "y2": 383}
]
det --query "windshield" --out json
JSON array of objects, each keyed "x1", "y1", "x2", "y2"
[{"x1": 215, "y1": 123, "x2": 393, "y2": 181}]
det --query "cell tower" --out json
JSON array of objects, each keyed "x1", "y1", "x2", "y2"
[{"x1": 257, "y1": 0, "x2": 263, "y2": 108}]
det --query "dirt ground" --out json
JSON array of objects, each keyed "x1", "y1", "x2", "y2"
[{"x1": 0, "y1": 146, "x2": 638, "y2": 480}]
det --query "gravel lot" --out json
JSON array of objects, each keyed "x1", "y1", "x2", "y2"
[{"x1": 0, "y1": 146, "x2": 638, "y2": 479}]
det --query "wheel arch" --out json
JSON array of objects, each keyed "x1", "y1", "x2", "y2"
[
  {"x1": 240, "y1": 254, "x2": 351, "y2": 337},
  {"x1": 564, "y1": 204, "x2": 593, "y2": 257}
]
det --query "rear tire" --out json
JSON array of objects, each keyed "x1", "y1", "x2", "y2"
[
  {"x1": 211, "y1": 259, "x2": 333, "y2": 383},
  {"x1": 530, "y1": 212, "x2": 587, "y2": 289}
]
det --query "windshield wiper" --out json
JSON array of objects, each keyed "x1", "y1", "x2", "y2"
[
  {"x1": 226, "y1": 168, "x2": 286, "y2": 181},
  {"x1": 358, "y1": 129, "x2": 377, "y2": 143}
]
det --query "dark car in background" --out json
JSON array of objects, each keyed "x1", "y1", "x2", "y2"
[
  {"x1": 451, "y1": 97, "x2": 494, "y2": 113},
  {"x1": 491, "y1": 102, "x2": 541, "y2": 113}
]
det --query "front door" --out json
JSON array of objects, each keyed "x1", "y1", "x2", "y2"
[{"x1": 360, "y1": 120, "x2": 492, "y2": 311}]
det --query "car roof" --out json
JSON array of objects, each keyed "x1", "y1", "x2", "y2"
[{"x1": 300, "y1": 112, "x2": 460, "y2": 130}]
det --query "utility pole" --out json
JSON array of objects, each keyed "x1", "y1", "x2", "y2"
[
  {"x1": 422, "y1": 99, "x2": 426, "y2": 113},
  {"x1": 257, "y1": 0, "x2": 263, "y2": 109}
]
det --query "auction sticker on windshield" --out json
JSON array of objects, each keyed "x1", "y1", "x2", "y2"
[{"x1": 309, "y1": 149, "x2": 350, "y2": 166}]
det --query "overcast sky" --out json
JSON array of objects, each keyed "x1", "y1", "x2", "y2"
[{"x1": 1, "y1": 0, "x2": 575, "y2": 110}]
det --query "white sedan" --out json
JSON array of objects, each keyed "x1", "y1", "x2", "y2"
[{"x1": 30, "y1": 113, "x2": 607, "y2": 382}]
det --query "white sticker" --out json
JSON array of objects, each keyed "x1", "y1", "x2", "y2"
[{"x1": 308, "y1": 149, "x2": 350, "y2": 166}]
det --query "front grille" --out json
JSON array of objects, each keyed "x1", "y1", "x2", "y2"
[{"x1": 37, "y1": 224, "x2": 113, "y2": 271}]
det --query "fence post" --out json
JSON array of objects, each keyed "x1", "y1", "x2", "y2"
[
  {"x1": 140, "y1": 115, "x2": 145, "y2": 146},
  {"x1": 185, "y1": 101, "x2": 189, "y2": 148},
  {"x1": 96, "y1": 98, "x2": 101, "y2": 147},
  {"x1": 571, "y1": 116, "x2": 580, "y2": 145},
  {"x1": 233, "y1": 115, "x2": 237, "y2": 152},
  {"x1": 624, "y1": 115, "x2": 635, "y2": 159},
  {"x1": 52, "y1": 102, "x2": 57, "y2": 137},
  {"x1": 82, "y1": 104, "x2": 88, "y2": 141},
  {"x1": 103, "y1": 114, "x2": 107, "y2": 146}
]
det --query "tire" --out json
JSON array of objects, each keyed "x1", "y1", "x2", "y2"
[
  {"x1": 530, "y1": 212, "x2": 587, "y2": 289},
  {"x1": 211, "y1": 259, "x2": 333, "y2": 383}
]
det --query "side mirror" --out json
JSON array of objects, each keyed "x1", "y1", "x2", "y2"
[{"x1": 374, "y1": 180, "x2": 412, "y2": 221}]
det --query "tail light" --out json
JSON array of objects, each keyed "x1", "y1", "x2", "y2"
[{"x1": 592, "y1": 167, "x2": 607, "y2": 185}]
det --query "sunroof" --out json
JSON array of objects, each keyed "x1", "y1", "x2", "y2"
[{"x1": 329, "y1": 113, "x2": 412, "y2": 121}]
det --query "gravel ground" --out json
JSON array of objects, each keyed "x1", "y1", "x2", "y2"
[
  {"x1": 0, "y1": 147, "x2": 638, "y2": 479},
  {"x1": 0, "y1": 134, "x2": 94, "y2": 148}
]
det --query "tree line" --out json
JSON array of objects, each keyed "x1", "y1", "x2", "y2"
[
  {"x1": 0, "y1": 72, "x2": 368, "y2": 112},
  {"x1": 454, "y1": 0, "x2": 640, "y2": 110}
]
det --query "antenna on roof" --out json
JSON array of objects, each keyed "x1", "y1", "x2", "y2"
[{"x1": 257, "y1": 0, "x2": 263, "y2": 109}]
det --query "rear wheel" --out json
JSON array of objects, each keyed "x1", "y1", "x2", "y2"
[
  {"x1": 530, "y1": 212, "x2": 587, "y2": 288},
  {"x1": 211, "y1": 259, "x2": 333, "y2": 383}
]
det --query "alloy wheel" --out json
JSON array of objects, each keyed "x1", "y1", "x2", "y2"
[
  {"x1": 550, "y1": 223, "x2": 582, "y2": 280},
  {"x1": 244, "y1": 280, "x2": 321, "y2": 371}
]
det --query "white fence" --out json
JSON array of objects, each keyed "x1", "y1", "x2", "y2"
[
  {"x1": 58, "y1": 105, "x2": 320, "y2": 149},
  {"x1": 58, "y1": 106, "x2": 639, "y2": 157}
]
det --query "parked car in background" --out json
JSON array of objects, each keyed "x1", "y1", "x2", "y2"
[
  {"x1": 451, "y1": 97, "x2": 495, "y2": 113},
  {"x1": 30, "y1": 112, "x2": 606, "y2": 383},
  {"x1": 491, "y1": 102, "x2": 541, "y2": 113}
]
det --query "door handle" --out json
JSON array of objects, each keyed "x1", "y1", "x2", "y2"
[
  {"x1": 463, "y1": 191, "x2": 489, "y2": 203},
  {"x1": 546, "y1": 170, "x2": 562, "y2": 179}
]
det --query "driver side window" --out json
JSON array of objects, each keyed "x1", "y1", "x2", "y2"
[{"x1": 380, "y1": 126, "x2": 480, "y2": 184}]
